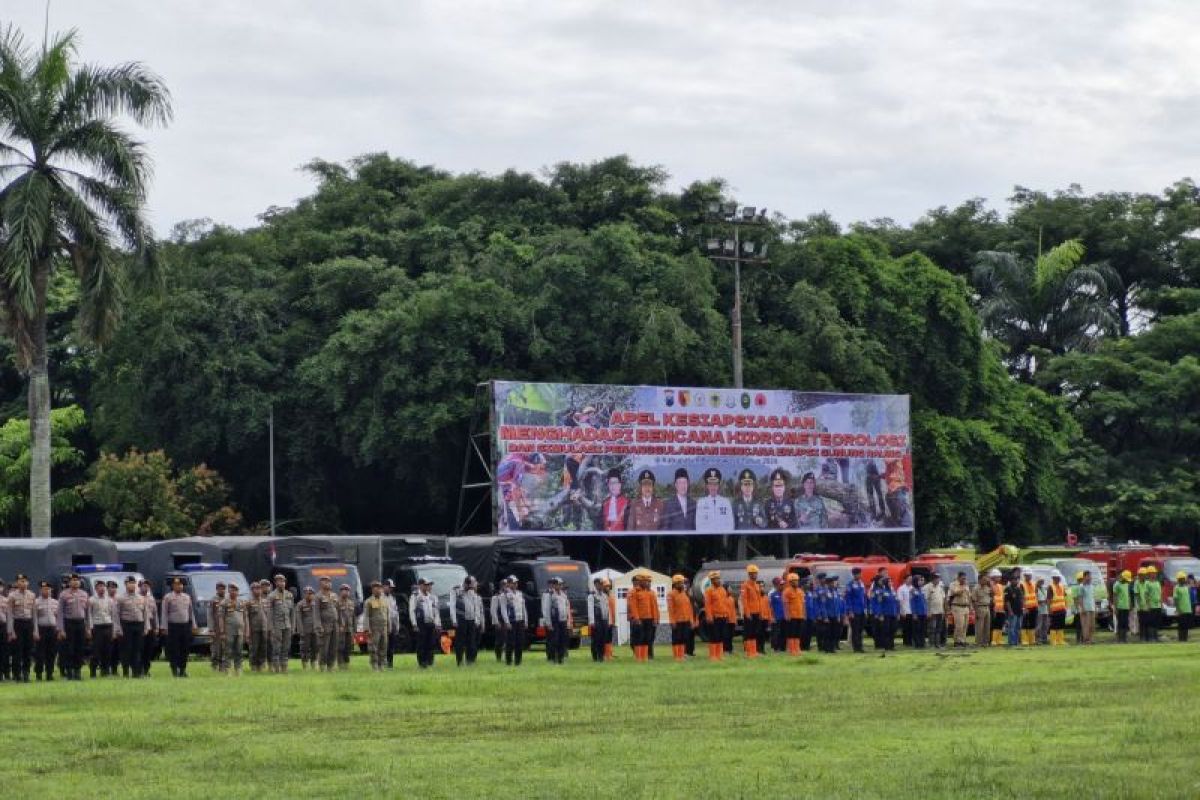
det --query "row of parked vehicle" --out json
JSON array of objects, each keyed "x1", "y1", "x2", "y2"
[{"x1": 0, "y1": 535, "x2": 593, "y2": 652}]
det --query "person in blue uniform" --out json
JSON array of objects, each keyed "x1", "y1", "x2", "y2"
[
  {"x1": 870, "y1": 576, "x2": 899, "y2": 651},
  {"x1": 843, "y1": 567, "x2": 868, "y2": 653}
]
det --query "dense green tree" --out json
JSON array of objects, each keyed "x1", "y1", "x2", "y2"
[
  {"x1": 0, "y1": 26, "x2": 170, "y2": 536},
  {"x1": 0, "y1": 403, "x2": 87, "y2": 534}
]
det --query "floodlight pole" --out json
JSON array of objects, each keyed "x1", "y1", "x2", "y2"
[{"x1": 732, "y1": 224, "x2": 743, "y2": 389}]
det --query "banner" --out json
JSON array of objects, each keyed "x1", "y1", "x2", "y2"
[{"x1": 492, "y1": 381, "x2": 912, "y2": 536}]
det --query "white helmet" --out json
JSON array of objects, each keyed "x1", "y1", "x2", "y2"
[
  {"x1": 988, "y1": 569, "x2": 1002, "y2": 578},
  {"x1": 1050, "y1": 570, "x2": 1063, "y2": 579}
]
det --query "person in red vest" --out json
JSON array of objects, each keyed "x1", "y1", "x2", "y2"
[{"x1": 598, "y1": 468, "x2": 628, "y2": 532}]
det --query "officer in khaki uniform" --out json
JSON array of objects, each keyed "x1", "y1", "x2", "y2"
[
  {"x1": 220, "y1": 584, "x2": 249, "y2": 675},
  {"x1": 947, "y1": 572, "x2": 972, "y2": 647},
  {"x1": 33, "y1": 581, "x2": 59, "y2": 681},
  {"x1": 315, "y1": 576, "x2": 340, "y2": 671},
  {"x1": 57, "y1": 574, "x2": 91, "y2": 681},
  {"x1": 208, "y1": 582, "x2": 228, "y2": 671},
  {"x1": 971, "y1": 575, "x2": 993, "y2": 647},
  {"x1": 6, "y1": 574, "x2": 36, "y2": 682},
  {"x1": 245, "y1": 582, "x2": 270, "y2": 672},
  {"x1": 363, "y1": 581, "x2": 389, "y2": 671},
  {"x1": 293, "y1": 586, "x2": 321, "y2": 669},
  {"x1": 114, "y1": 575, "x2": 151, "y2": 677},
  {"x1": 267, "y1": 574, "x2": 294, "y2": 672},
  {"x1": 336, "y1": 583, "x2": 356, "y2": 670}
]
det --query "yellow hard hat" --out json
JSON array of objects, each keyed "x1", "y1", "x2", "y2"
[
  {"x1": 707, "y1": 570, "x2": 720, "y2": 580},
  {"x1": 672, "y1": 574, "x2": 685, "y2": 584},
  {"x1": 1146, "y1": 566, "x2": 1157, "y2": 575},
  {"x1": 1176, "y1": 571, "x2": 1187, "y2": 581},
  {"x1": 1120, "y1": 570, "x2": 1131, "y2": 580},
  {"x1": 1075, "y1": 571, "x2": 1084, "y2": 581},
  {"x1": 746, "y1": 564, "x2": 759, "y2": 573},
  {"x1": 787, "y1": 573, "x2": 800, "y2": 582}
]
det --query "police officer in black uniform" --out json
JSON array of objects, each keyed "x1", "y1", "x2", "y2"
[
  {"x1": 732, "y1": 469, "x2": 766, "y2": 530},
  {"x1": 765, "y1": 468, "x2": 797, "y2": 529}
]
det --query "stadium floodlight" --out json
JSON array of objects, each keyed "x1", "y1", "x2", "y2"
[
  {"x1": 722, "y1": 201, "x2": 738, "y2": 216},
  {"x1": 723, "y1": 239, "x2": 736, "y2": 253},
  {"x1": 741, "y1": 206, "x2": 756, "y2": 220},
  {"x1": 706, "y1": 238, "x2": 720, "y2": 251}
]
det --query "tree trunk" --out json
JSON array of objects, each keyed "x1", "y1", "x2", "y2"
[{"x1": 27, "y1": 261, "x2": 52, "y2": 539}]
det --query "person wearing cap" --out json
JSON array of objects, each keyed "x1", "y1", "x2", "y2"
[
  {"x1": 587, "y1": 576, "x2": 612, "y2": 663},
  {"x1": 970, "y1": 573, "x2": 992, "y2": 648},
  {"x1": 114, "y1": 575, "x2": 152, "y2": 678},
  {"x1": 1019, "y1": 570, "x2": 1038, "y2": 647},
  {"x1": 243, "y1": 581, "x2": 269, "y2": 672},
  {"x1": 383, "y1": 580, "x2": 400, "y2": 668},
  {"x1": 794, "y1": 472, "x2": 828, "y2": 529},
  {"x1": 1030, "y1": 577, "x2": 1048, "y2": 646},
  {"x1": 139, "y1": 580, "x2": 160, "y2": 676},
  {"x1": 410, "y1": 577, "x2": 441, "y2": 668},
  {"x1": 1075, "y1": 571, "x2": 1097, "y2": 645},
  {"x1": 208, "y1": 581, "x2": 228, "y2": 672},
  {"x1": 32, "y1": 581, "x2": 59, "y2": 681},
  {"x1": 765, "y1": 469, "x2": 796, "y2": 530},
  {"x1": 293, "y1": 586, "x2": 321, "y2": 669},
  {"x1": 660, "y1": 468, "x2": 696, "y2": 531},
  {"x1": 363, "y1": 581, "x2": 390, "y2": 671},
  {"x1": 266, "y1": 575, "x2": 295, "y2": 672},
  {"x1": 336, "y1": 583, "x2": 356, "y2": 670},
  {"x1": 628, "y1": 572, "x2": 659, "y2": 662},
  {"x1": 87, "y1": 580, "x2": 115, "y2": 678},
  {"x1": 703, "y1": 572, "x2": 734, "y2": 661},
  {"x1": 1175, "y1": 573, "x2": 1194, "y2": 642},
  {"x1": 498, "y1": 575, "x2": 527, "y2": 666},
  {"x1": 768, "y1": 577, "x2": 786, "y2": 652},
  {"x1": 541, "y1": 577, "x2": 571, "y2": 665},
  {"x1": 6, "y1": 574, "x2": 36, "y2": 682},
  {"x1": 667, "y1": 574, "x2": 696, "y2": 662},
  {"x1": 160, "y1": 577, "x2": 197, "y2": 677},
  {"x1": 844, "y1": 567, "x2": 869, "y2": 653},
  {"x1": 732, "y1": 469, "x2": 766, "y2": 530},
  {"x1": 596, "y1": 468, "x2": 629, "y2": 532},
  {"x1": 1112, "y1": 570, "x2": 1133, "y2": 643},
  {"x1": 217, "y1": 583, "x2": 249, "y2": 675},
  {"x1": 315, "y1": 576, "x2": 341, "y2": 671},
  {"x1": 490, "y1": 580, "x2": 508, "y2": 663},
  {"x1": 1003, "y1": 571, "x2": 1024, "y2": 646},
  {"x1": 909, "y1": 575, "x2": 927, "y2": 649},
  {"x1": 104, "y1": 580, "x2": 122, "y2": 672},
  {"x1": 738, "y1": 564, "x2": 768, "y2": 658},
  {"x1": 921, "y1": 573, "x2": 947, "y2": 649},
  {"x1": 989, "y1": 569, "x2": 1006, "y2": 646},
  {"x1": 57, "y1": 573, "x2": 90, "y2": 681},
  {"x1": 896, "y1": 576, "x2": 914, "y2": 647},
  {"x1": 454, "y1": 576, "x2": 485, "y2": 667},
  {"x1": 781, "y1": 573, "x2": 805, "y2": 655},
  {"x1": 869, "y1": 575, "x2": 899, "y2": 651},
  {"x1": 626, "y1": 469, "x2": 664, "y2": 531},
  {"x1": 695, "y1": 467, "x2": 733, "y2": 531},
  {"x1": 946, "y1": 572, "x2": 971, "y2": 648},
  {"x1": 1140, "y1": 566, "x2": 1163, "y2": 642},
  {"x1": 1045, "y1": 572, "x2": 1068, "y2": 646}
]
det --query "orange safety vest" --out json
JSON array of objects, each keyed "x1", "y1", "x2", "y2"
[
  {"x1": 667, "y1": 589, "x2": 694, "y2": 625},
  {"x1": 705, "y1": 587, "x2": 733, "y2": 621},
  {"x1": 782, "y1": 586, "x2": 806, "y2": 620},
  {"x1": 992, "y1": 583, "x2": 1005, "y2": 613},
  {"x1": 1022, "y1": 580, "x2": 1038, "y2": 611},
  {"x1": 1049, "y1": 583, "x2": 1067, "y2": 613}
]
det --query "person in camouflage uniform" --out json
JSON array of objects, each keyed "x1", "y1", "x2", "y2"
[
  {"x1": 363, "y1": 581, "x2": 390, "y2": 671},
  {"x1": 293, "y1": 587, "x2": 321, "y2": 669},
  {"x1": 315, "y1": 576, "x2": 340, "y2": 671},
  {"x1": 794, "y1": 472, "x2": 829, "y2": 529},
  {"x1": 336, "y1": 583, "x2": 356, "y2": 670},
  {"x1": 220, "y1": 584, "x2": 249, "y2": 675},
  {"x1": 245, "y1": 582, "x2": 270, "y2": 672},
  {"x1": 208, "y1": 581, "x2": 228, "y2": 671},
  {"x1": 267, "y1": 575, "x2": 294, "y2": 672}
]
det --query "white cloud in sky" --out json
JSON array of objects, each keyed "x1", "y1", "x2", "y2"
[{"x1": 5, "y1": 0, "x2": 1198, "y2": 233}]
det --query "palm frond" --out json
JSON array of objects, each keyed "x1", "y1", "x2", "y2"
[
  {"x1": 0, "y1": 170, "x2": 54, "y2": 315},
  {"x1": 48, "y1": 119, "x2": 150, "y2": 197},
  {"x1": 54, "y1": 61, "x2": 172, "y2": 129}
]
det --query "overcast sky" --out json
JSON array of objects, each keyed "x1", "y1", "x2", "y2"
[{"x1": 7, "y1": 1, "x2": 1199, "y2": 234}]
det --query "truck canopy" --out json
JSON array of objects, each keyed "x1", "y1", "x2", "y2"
[
  {"x1": 446, "y1": 536, "x2": 563, "y2": 590},
  {"x1": 0, "y1": 537, "x2": 119, "y2": 586},
  {"x1": 115, "y1": 539, "x2": 224, "y2": 589},
  {"x1": 299, "y1": 535, "x2": 384, "y2": 586},
  {"x1": 201, "y1": 536, "x2": 335, "y2": 584}
]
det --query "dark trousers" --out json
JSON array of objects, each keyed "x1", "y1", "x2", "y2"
[
  {"x1": 90, "y1": 624, "x2": 113, "y2": 676},
  {"x1": 590, "y1": 620, "x2": 609, "y2": 661},
  {"x1": 142, "y1": 631, "x2": 158, "y2": 675},
  {"x1": 415, "y1": 622, "x2": 437, "y2": 668},
  {"x1": 685, "y1": 620, "x2": 695, "y2": 656},
  {"x1": 744, "y1": 615, "x2": 763, "y2": 651},
  {"x1": 641, "y1": 620, "x2": 656, "y2": 659},
  {"x1": 62, "y1": 619, "x2": 86, "y2": 675},
  {"x1": 455, "y1": 619, "x2": 479, "y2": 665},
  {"x1": 900, "y1": 614, "x2": 912, "y2": 646},
  {"x1": 35, "y1": 626, "x2": 57, "y2": 679},
  {"x1": 10, "y1": 619, "x2": 33, "y2": 678},
  {"x1": 710, "y1": 619, "x2": 729, "y2": 652},
  {"x1": 875, "y1": 616, "x2": 896, "y2": 650},
  {"x1": 167, "y1": 623, "x2": 192, "y2": 675},
  {"x1": 119, "y1": 621, "x2": 144, "y2": 676},
  {"x1": 929, "y1": 614, "x2": 946, "y2": 647},
  {"x1": 505, "y1": 622, "x2": 525, "y2": 665},
  {"x1": 912, "y1": 615, "x2": 927, "y2": 648},
  {"x1": 1178, "y1": 613, "x2": 1191, "y2": 642},
  {"x1": 547, "y1": 620, "x2": 568, "y2": 664},
  {"x1": 849, "y1": 615, "x2": 866, "y2": 652},
  {"x1": 0, "y1": 629, "x2": 8, "y2": 679},
  {"x1": 494, "y1": 623, "x2": 507, "y2": 662},
  {"x1": 770, "y1": 620, "x2": 784, "y2": 652},
  {"x1": 1116, "y1": 609, "x2": 1130, "y2": 642},
  {"x1": 388, "y1": 627, "x2": 398, "y2": 667},
  {"x1": 800, "y1": 619, "x2": 813, "y2": 651}
]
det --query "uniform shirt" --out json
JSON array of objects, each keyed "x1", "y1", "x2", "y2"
[
  {"x1": 667, "y1": 588, "x2": 695, "y2": 625},
  {"x1": 293, "y1": 599, "x2": 321, "y2": 634},
  {"x1": 364, "y1": 596, "x2": 390, "y2": 630},
  {"x1": 457, "y1": 589, "x2": 485, "y2": 625},
  {"x1": 870, "y1": 587, "x2": 899, "y2": 617},
  {"x1": 1175, "y1": 585, "x2": 1194, "y2": 615},
  {"x1": 704, "y1": 586, "x2": 734, "y2": 622},
  {"x1": 268, "y1": 588, "x2": 295, "y2": 630},
  {"x1": 732, "y1": 495, "x2": 766, "y2": 529},
  {"x1": 922, "y1": 583, "x2": 946, "y2": 615},
  {"x1": 600, "y1": 496, "x2": 628, "y2": 532},
  {"x1": 896, "y1": 583, "x2": 913, "y2": 615},
  {"x1": 385, "y1": 594, "x2": 400, "y2": 633},
  {"x1": 336, "y1": 596, "x2": 356, "y2": 632},
  {"x1": 695, "y1": 495, "x2": 734, "y2": 531},
  {"x1": 115, "y1": 592, "x2": 151, "y2": 632},
  {"x1": 410, "y1": 591, "x2": 439, "y2": 628},
  {"x1": 498, "y1": 589, "x2": 526, "y2": 624},
  {"x1": 782, "y1": 586, "x2": 805, "y2": 620},
  {"x1": 220, "y1": 598, "x2": 247, "y2": 634},
  {"x1": 765, "y1": 497, "x2": 796, "y2": 529},
  {"x1": 0, "y1": 591, "x2": 7, "y2": 625},
  {"x1": 625, "y1": 497, "x2": 664, "y2": 531},
  {"x1": 1020, "y1": 580, "x2": 1038, "y2": 611},
  {"x1": 794, "y1": 494, "x2": 828, "y2": 529},
  {"x1": 541, "y1": 591, "x2": 570, "y2": 626},
  {"x1": 8, "y1": 589, "x2": 36, "y2": 626},
  {"x1": 245, "y1": 596, "x2": 269, "y2": 632},
  {"x1": 627, "y1": 586, "x2": 660, "y2": 623},
  {"x1": 768, "y1": 589, "x2": 785, "y2": 622},
  {"x1": 317, "y1": 591, "x2": 339, "y2": 628},
  {"x1": 1112, "y1": 581, "x2": 1132, "y2": 611},
  {"x1": 35, "y1": 596, "x2": 59, "y2": 628},
  {"x1": 587, "y1": 591, "x2": 611, "y2": 626},
  {"x1": 209, "y1": 595, "x2": 227, "y2": 634},
  {"x1": 142, "y1": 593, "x2": 159, "y2": 629},
  {"x1": 844, "y1": 580, "x2": 868, "y2": 615},
  {"x1": 1076, "y1": 583, "x2": 1096, "y2": 613},
  {"x1": 489, "y1": 593, "x2": 504, "y2": 627},
  {"x1": 947, "y1": 582, "x2": 971, "y2": 608},
  {"x1": 910, "y1": 587, "x2": 927, "y2": 616},
  {"x1": 740, "y1": 579, "x2": 767, "y2": 619},
  {"x1": 161, "y1": 592, "x2": 196, "y2": 627},
  {"x1": 970, "y1": 584, "x2": 992, "y2": 608},
  {"x1": 89, "y1": 595, "x2": 115, "y2": 626},
  {"x1": 58, "y1": 588, "x2": 91, "y2": 632}
]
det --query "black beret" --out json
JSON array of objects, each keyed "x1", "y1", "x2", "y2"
[
  {"x1": 605, "y1": 468, "x2": 622, "y2": 481},
  {"x1": 674, "y1": 468, "x2": 689, "y2": 481}
]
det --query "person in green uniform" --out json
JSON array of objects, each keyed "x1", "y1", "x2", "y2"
[
  {"x1": 1173, "y1": 572, "x2": 1193, "y2": 642},
  {"x1": 1112, "y1": 570, "x2": 1132, "y2": 643},
  {"x1": 1140, "y1": 567, "x2": 1163, "y2": 642}
]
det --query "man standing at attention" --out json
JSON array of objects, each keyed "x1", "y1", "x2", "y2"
[
  {"x1": 160, "y1": 577, "x2": 196, "y2": 677},
  {"x1": 971, "y1": 574, "x2": 992, "y2": 648},
  {"x1": 947, "y1": 572, "x2": 971, "y2": 648}
]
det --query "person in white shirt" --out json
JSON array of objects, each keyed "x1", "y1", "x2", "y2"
[
  {"x1": 695, "y1": 467, "x2": 734, "y2": 531},
  {"x1": 896, "y1": 576, "x2": 913, "y2": 646}
]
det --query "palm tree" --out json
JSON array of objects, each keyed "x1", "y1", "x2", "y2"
[
  {"x1": 0, "y1": 26, "x2": 171, "y2": 537},
  {"x1": 972, "y1": 239, "x2": 1120, "y2": 380}
]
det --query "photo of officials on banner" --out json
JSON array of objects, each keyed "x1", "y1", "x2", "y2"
[{"x1": 492, "y1": 381, "x2": 913, "y2": 536}]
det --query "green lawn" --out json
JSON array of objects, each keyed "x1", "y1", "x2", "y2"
[{"x1": 4, "y1": 640, "x2": 1199, "y2": 799}]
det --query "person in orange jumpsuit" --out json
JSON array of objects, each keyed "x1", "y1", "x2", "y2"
[
  {"x1": 628, "y1": 573, "x2": 659, "y2": 662},
  {"x1": 704, "y1": 571, "x2": 735, "y2": 661},
  {"x1": 782, "y1": 572, "x2": 806, "y2": 654},
  {"x1": 740, "y1": 564, "x2": 767, "y2": 657},
  {"x1": 667, "y1": 574, "x2": 696, "y2": 661}
]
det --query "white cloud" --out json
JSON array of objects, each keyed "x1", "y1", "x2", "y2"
[{"x1": 5, "y1": 0, "x2": 1198, "y2": 232}]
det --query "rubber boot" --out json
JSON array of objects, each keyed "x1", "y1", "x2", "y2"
[
  {"x1": 603, "y1": 643, "x2": 613, "y2": 661},
  {"x1": 991, "y1": 629, "x2": 1000, "y2": 646},
  {"x1": 745, "y1": 639, "x2": 758, "y2": 658}
]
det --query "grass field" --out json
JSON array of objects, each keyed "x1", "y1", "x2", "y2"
[{"x1": 4, "y1": 640, "x2": 1199, "y2": 799}]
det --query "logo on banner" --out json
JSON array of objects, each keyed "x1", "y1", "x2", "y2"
[
  {"x1": 710, "y1": 392, "x2": 721, "y2": 407},
  {"x1": 678, "y1": 390, "x2": 691, "y2": 407},
  {"x1": 740, "y1": 392, "x2": 751, "y2": 409},
  {"x1": 755, "y1": 392, "x2": 767, "y2": 407},
  {"x1": 664, "y1": 389, "x2": 675, "y2": 407}
]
